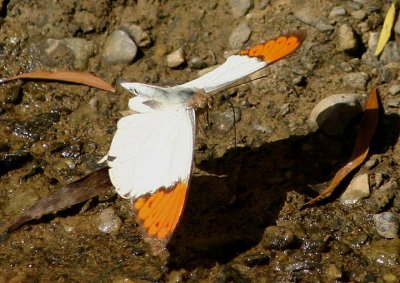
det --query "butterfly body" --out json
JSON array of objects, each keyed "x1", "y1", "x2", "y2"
[{"x1": 105, "y1": 31, "x2": 306, "y2": 244}]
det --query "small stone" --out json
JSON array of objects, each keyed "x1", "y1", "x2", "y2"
[
  {"x1": 279, "y1": 103, "x2": 290, "y2": 116},
  {"x1": 73, "y1": 11, "x2": 98, "y2": 33},
  {"x1": 294, "y1": 5, "x2": 334, "y2": 32},
  {"x1": 308, "y1": 93, "x2": 364, "y2": 135},
  {"x1": 13, "y1": 112, "x2": 60, "y2": 141},
  {"x1": 351, "y1": 10, "x2": 367, "y2": 20},
  {"x1": 329, "y1": 6, "x2": 346, "y2": 18},
  {"x1": 368, "y1": 31, "x2": 379, "y2": 51},
  {"x1": 252, "y1": 124, "x2": 274, "y2": 134},
  {"x1": 394, "y1": 12, "x2": 400, "y2": 35},
  {"x1": 229, "y1": 22, "x2": 251, "y2": 49},
  {"x1": 301, "y1": 238, "x2": 328, "y2": 252},
  {"x1": 343, "y1": 72, "x2": 369, "y2": 90},
  {"x1": 325, "y1": 264, "x2": 342, "y2": 280},
  {"x1": 364, "y1": 239, "x2": 400, "y2": 267},
  {"x1": 211, "y1": 107, "x2": 241, "y2": 133},
  {"x1": 102, "y1": 30, "x2": 137, "y2": 65},
  {"x1": 371, "y1": 180, "x2": 398, "y2": 209},
  {"x1": 337, "y1": 24, "x2": 359, "y2": 53},
  {"x1": 364, "y1": 158, "x2": 378, "y2": 169},
  {"x1": 229, "y1": 0, "x2": 252, "y2": 18},
  {"x1": 242, "y1": 253, "x2": 270, "y2": 267},
  {"x1": 373, "y1": 212, "x2": 399, "y2": 239},
  {"x1": 340, "y1": 174, "x2": 370, "y2": 205},
  {"x1": 189, "y1": 56, "x2": 208, "y2": 69},
  {"x1": 62, "y1": 38, "x2": 95, "y2": 69},
  {"x1": 263, "y1": 226, "x2": 297, "y2": 249},
  {"x1": 380, "y1": 42, "x2": 400, "y2": 65},
  {"x1": 259, "y1": 0, "x2": 270, "y2": 10},
  {"x1": 121, "y1": 24, "x2": 152, "y2": 48},
  {"x1": 388, "y1": 98, "x2": 400, "y2": 108},
  {"x1": 0, "y1": 151, "x2": 30, "y2": 175},
  {"x1": 166, "y1": 48, "x2": 186, "y2": 68},
  {"x1": 389, "y1": 85, "x2": 400, "y2": 95},
  {"x1": 97, "y1": 207, "x2": 123, "y2": 234}
]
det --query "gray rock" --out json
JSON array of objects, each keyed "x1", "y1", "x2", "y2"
[
  {"x1": 97, "y1": 207, "x2": 123, "y2": 234},
  {"x1": 371, "y1": 180, "x2": 398, "y2": 209},
  {"x1": 367, "y1": 32, "x2": 380, "y2": 51},
  {"x1": 394, "y1": 12, "x2": 400, "y2": 35},
  {"x1": 294, "y1": 5, "x2": 334, "y2": 33},
  {"x1": 259, "y1": 0, "x2": 270, "y2": 10},
  {"x1": 212, "y1": 107, "x2": 241, "y2": 133},
  {"x1": 121, "y1": 24, "x2": 152, "y2": 48},
  {"x1": 40, "y1": 38, "x2": 95, "y2": 69},
  {"x1": 229, "y1": 22, "x2": 251, "y2": 49},
  {"x1": 340, "y1": 174, "x2": 370, "y2": 205},
  {"x1": 102, "y1": 30, "x2": 137, "y2": 65},
  {"x1": 229, "y1": 0, "x2": 253, "y2": 18},
  {"x1": 62, "y1": 38, "x2": 95, "y2": 70},
  {"x1": 166, "y1": 47, "x2": 186, "y2": 68},
  {"x1": 337, "y1": 23, "x2": 359, "y2": 53},
  {"x1": 380, "y1": 41, "x2": 400, "y2": 64},
  {"x1": 364, "y1": 239, "x2": 400, "y2": 266},
  {"x1": 373, "y1": 212, "x2": 399, "y2": 239},
  {"x1": 351, "y1": 10, "x2": 367, "y2": 20},
  {"x1": 343, "y1": 72, "x2": 369, "y2": 90},
  {"x1": 389, "y1": 85, "x2": 400, "y2": 95},
  {"x1": 329, "y1": 6, "x2": 346, "y2": 18},
  {"x1": 364, "y1": 158, "x2": 378, "y2": 169},
  {"x1": 14, "y1": 112, "x2": 60, "y2": 141},
  {"x1": 388, "y1": 98, "x2": 400, "y2": 108},
  {"x1": 189, "y1": 56, "x2": 208, "y2": 69},
  {"x1": 308, "y1": 93, "x2": 364, "y2": 135},
  {"x1": 263, "y1": 226, "x2": 297, "y2": 249},
  {"x1": 0, "y1": 151, "x2": 30, "y2": 175},
  {"x1": 73, "y1": 11, "x2": 98, "y2": 33}
]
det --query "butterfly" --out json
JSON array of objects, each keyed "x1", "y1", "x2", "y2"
[{"x1": 105, "y1": 31, "x2": 306, "y2": 245}]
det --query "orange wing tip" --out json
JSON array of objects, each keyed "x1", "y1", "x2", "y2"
[
  {"x1": 133, "y1": 182, "x2": 188, "y2": 241},
  {"x1": 240, "y1": 30, "x2": 306, "y2": 64}
]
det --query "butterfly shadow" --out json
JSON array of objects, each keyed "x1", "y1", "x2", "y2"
[{"x1": 166, "y1": 110, "x2": 400, "y2": 269}]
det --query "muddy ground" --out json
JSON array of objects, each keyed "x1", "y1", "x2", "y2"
[{"x1": 0, "y1": 0, "x2": 400, "y2": 282}]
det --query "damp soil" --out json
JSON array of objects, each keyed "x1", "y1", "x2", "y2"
[{"x1": 0, "y1": 0, "x2": 400, "y2": 282}]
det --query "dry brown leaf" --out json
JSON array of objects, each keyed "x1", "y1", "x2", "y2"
[
  {"x1": 305, "y1": 86, "x2": 379, "y2": 205},
  {"x1": 0, "y1": 70, "x2": 116, "y2": 92},
  {"x1": 2, "y1": 168, "x2": 113, "y2": 234}
]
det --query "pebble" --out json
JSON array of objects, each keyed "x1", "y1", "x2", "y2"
[
  {"x1": 367, "y1": 32, "x2": 380, "y2": 51},
  {"x1": 263, "y1": 226, "x2": 297, "y2": 249},
  {"x1": 388, "y1": 98, "x2": 400, "y2": 108},
  {"x1": 121, "y1": 24, "x2": 152, "y2": 48},
  {"x1": 324, "y1": 264, "x2": 342, "y2": 281},
  {"x1": 294, "y1": 5, "x2": 334, "y2": 32},
  {"x1": 13, "y1": 112, "x2": 60, "y2": 141},
  {"x1": 229, "y1": 0, "x2": 252, "y2": 18},
  {"x1": 337, "y1": 23, "x2": 359, "y2": 53},
  {"x1": 252, "y1": 124, "x2": 274, "y2": 134},
  {"x1": 166, "y1": 47, "x2": 186, "y2": 68},
  {"x1": 41, "y1": 38, "x2": 94, "y2": 69},
  {"x1": 394, "y1": 12, "x2": 400, "y2": 35},
  {"x1": 380, "y1": 42, "x2": 400, "y2": 65},
  {"x1": 301, "y1": 238, "x2": 328, "y2": 252},
  {"x1": 371, "y1": 180, "x2": 398, "y2": 209},
  {"x1": 343, "y1": 72, "x2": 369, "y2": 90},
  {"x1": 73, "y1": 11, "x2": 98, "y2": 33},
  {"x1": 242, "y1": 252, "x2": 270, "y2": 267},
  {"x1": 373, "y1": 212, "x2": 399, "y2": 239},
  {"x1": 229, "y1": 22, "x2": 251, "y2": 49},
  {"x1": 259, "y1": 0, "x2": 270, "y2": 10},
  {"x1": 211, "y1": 107, "x2": 241, "y2": 133},
  {"x1": 389, "y1": 85, "x2": 400, "y2": 95},
  {"x1": 307, "y1": 93, "x2": 363, "y2": 135},
  {"x1": 62, "y1": 38, "x2": 96, "y2": 69},
  {"x1": 364, "y1": 158, "x2": 378, "y2": 169},
  {"x1": 102, "y1": 30, "x2": 137, "y2": 65},
  {"x1": 0, "y1": 151, "x2": 30, "y2": 175},
  {"x1": 189, "y1": 56, "x2": 208, "y2": 69},
  {"x1": 351, "y1": 10, "x2": 367, "y2": 20},
  {"x1": 97, "y1": 207, "x2": 123, "y2": 234},
  {"x1": 329, "y1": 6, "x2": 346, "y2": 18},
  {"x1": 339, "y1": 174, "x2": 370, "y2": 205},
  {"x1": 364, "y1": 239, "x2": 400, "y2": 267}
]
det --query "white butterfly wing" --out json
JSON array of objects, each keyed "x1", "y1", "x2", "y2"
[
  {"x1": 107, "y1": 106, "x2": 195, "y2": 198},
  {"x1": 178, "y1": 55, "x2": 267, "y2": 93}
]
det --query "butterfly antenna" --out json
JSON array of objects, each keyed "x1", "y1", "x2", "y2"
[{"x1": 226, "y1": 100, "x2": 237, "y2": 148}]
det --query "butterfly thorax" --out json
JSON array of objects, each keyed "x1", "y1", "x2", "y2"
[{"x1": 186, "y1": 90, "x2": 213, "y2": 110}]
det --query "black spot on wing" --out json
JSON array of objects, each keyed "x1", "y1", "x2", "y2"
[{"x1": 107, "y1": 155, "x2": 116, "y2": 162}]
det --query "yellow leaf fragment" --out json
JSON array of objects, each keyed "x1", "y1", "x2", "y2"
[{"x1": 374, "y1": 3, "x2": 396, "y2": 56}]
